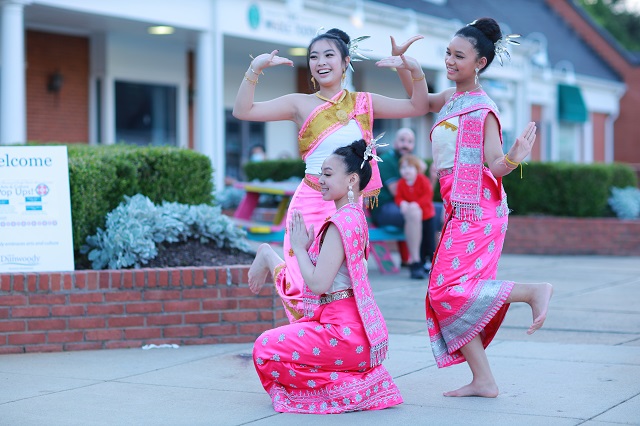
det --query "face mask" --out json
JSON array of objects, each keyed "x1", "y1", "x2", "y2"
[{"x1": 250, "y1": 153, "x2": 265, "y2": 162}]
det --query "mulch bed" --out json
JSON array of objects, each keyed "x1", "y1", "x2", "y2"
[{"x1": 144, "y1": 239, "x2": 256, "y2": 268}]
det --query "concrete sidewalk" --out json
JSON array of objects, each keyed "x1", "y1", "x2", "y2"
[{"x1": 1, "y1": 255, "x2": 639, "y2": 425}]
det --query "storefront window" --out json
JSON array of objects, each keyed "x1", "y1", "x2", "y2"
[
  {"x1": 115, "y1": 81, "x2": 177, "y2": 146},
  {"x1": 558, "y1": 122, "x2": 581, "y2": 162},
  {"x1": 225, "y1": 110, "x2": 265, "y2": 180}
]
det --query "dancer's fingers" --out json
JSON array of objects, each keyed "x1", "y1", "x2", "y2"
[{"x1": 391, "y1": 35, "x2": 424, "y2": 56}]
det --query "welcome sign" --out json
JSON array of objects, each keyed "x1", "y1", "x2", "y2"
[{"x1": 0, "y1": 146, "x2": 74, "y2": 272}]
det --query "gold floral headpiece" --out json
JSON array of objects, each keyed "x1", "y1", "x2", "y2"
[{"x1": 361, "y1": 132, "x2": 388, "y2": 169}]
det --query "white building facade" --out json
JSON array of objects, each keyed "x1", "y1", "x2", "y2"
[{"x1": 0, "y1": 0, "x2": 625, "y2": 190}]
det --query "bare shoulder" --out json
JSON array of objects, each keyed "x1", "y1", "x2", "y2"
[
  {"x1": 295, "y1": 92, "x2": 326, "y2": 123},
  {"x1": 429, "y1": 88, "x2": 456, "y2": 113}
]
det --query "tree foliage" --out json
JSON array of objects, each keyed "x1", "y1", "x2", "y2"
[{"x1": 577, "y1": 0, "x2": 640, "y2": 51}]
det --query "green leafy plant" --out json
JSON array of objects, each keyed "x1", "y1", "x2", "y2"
[
  {"x1": 608, "y1": 186, "x2": 640, "y2": 219},
  {"x1": 82, "y1": 194, "x2": 249, "y2": 270},
  {"x1": 65, "y1": 144, "x2": 214, "y2": 264}
]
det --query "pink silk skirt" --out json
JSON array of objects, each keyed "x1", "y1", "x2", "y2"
[
  {"x1": 253, "y1": 296, "x2": 403, "y2": 414},
  {"x1": 426, "y1": 167, "x2": 514, "y2": 368},
  {"x1": 277, "y1": 175, "x2": 336, "y2": 322}
]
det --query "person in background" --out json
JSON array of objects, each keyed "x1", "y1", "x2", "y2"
[
  {"x1": 249, "y1": 144, "x2": 267, "y2": 162},
  {"x1": 233, "y1": 28, "x2": 429, "y2": 321},
  {"x1": 247, "y1": 139, "x2": 402, "y2": 413},
  {"x1": 395, "y1": 153, "x2": 436, "y2": 274},
  {"x1": 370, "y1": 128, "x2": 435, "y2": 279},
  {"x1": 393, "y1": 18, "x2": 553, "y2": 397}
]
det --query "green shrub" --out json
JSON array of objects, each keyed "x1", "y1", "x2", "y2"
[
  {"x1": 502, "y1": 162, "x2": 637, "y2": 217},
  {"x1": 65, "y1": 144, "x2": 214, "y2": 265},
  {"x1": 243, "y1": 159, "x2": 305, "y2": 181},
  {"x1": 608, "y1": 186, "x2": 640, "y2": 219},
  {"x1": 83, "y1": 194, "x2": 249, "y2": 270},
  {"x1": 67, "y1": 155, "x2": 118, "y2": 257}
]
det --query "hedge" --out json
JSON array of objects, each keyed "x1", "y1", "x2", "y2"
[
  {"x1": 244, "y1": 159, "x2": 306, "y2": 182},
  {"x1": 502, "y1": 162, "x2": 637, "y2": 217},
  {"x1": 65, "y1": 145, "x2": 214, "y2": 262}
]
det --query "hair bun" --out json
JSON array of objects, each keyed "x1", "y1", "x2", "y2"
[
  {"x1": 326, "y1": 28, "x2": 350, "y2": 46},
  {"x1": 470, "y1": 17, "x2": 501, "y2": 44}
]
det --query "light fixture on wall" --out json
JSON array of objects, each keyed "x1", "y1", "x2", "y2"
[
  {"x1": 350, "y1": 0, "x2": 364, "y2": 28},
  {"x1": 148, "y1": 25, "x2": 175, "y2": 35},
  {"x1": 288, "y1": 47, "x2": 307, "y2": 56},
  {"x1": 47, "y1": 70, "x2": 64, "y2": 93}
]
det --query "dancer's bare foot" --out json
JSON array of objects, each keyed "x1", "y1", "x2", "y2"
[
  {"x1": 443, "y1": 380, "x2": 499, "y2": 398},
  {"x1": 248, "y1": 244, "x2": 275, "y2": 294},
  {"x1": 527, "y1": 283, "x2": 553, "y2": 335}
]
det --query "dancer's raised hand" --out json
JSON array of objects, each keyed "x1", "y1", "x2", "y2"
[
  {"x1": 390, "y1": 35, "x2": 424, "y2": 56},
  {"x1": 507, "y1": 122, "x2": 537, "y2": 163},
  {"x1": 250, "y1": 50, "x2": 294, "y2": 74},
  {"x1": 376, "y1": 54, "x2": 421, "y2": 74}
]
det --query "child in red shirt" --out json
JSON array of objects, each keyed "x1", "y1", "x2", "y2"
[{"x1": 395, "y1": 154, "x2": 436, "y2": 272}]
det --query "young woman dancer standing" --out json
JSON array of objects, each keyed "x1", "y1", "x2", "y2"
[
  {"x1": 234, "y1": 28, "x2": 428, "y2": 322},
  {"x1": 394, "y1": 18, "x2": 553, "y2": 397}
]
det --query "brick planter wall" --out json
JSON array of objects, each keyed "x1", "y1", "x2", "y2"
[
  {"x1": 0, "y1": 266, "x2": 286, "y2": 354},
  {"x1": 2, "y1": 217, "x2": 637, "y2": 354},
  {"x1": 504, "y1": 216, "x2": 640, "y2": 255}
]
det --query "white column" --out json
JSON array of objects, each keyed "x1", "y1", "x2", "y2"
[
  {"x1": 195, "y1": 29, "x2": 220, "y2": 188},
  {"x1": 212, "y1": 27, "x2": 225, "y2": 192},
  {"x1": 605, "y1": 113, "x2": 615, "y2": 163},
  {"x1": 0, "y1": 0, "x2": 31, "y2": 145},
  {"x1": 196, "y1": 1, "x2": 226, "y2": 192},
  {"x1": 435, "y1": 70, "x2": 450, "y2": 93}
]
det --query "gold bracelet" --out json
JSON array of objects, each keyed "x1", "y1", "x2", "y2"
[
  {"x1": 249, "y1": 63, "x2": 263, "y2": 76},
  {"x1": 244, "y1": 73, "x2": 258, "y2": 85},
  {"x1": 504, "y1": 153, "x2": 519, "y2": 168},
  {"x1": 412, "y1": 73, "x2": 426, "y2": 82},
  {"x1": 505, "y1": 154, "x2": 527, "y2": 179}
]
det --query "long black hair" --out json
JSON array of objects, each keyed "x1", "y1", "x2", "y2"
[
  {"x1": 332, "y1": 139, "x2": 372, "y2": 191},
  {"x1": 454, "y1": 17, "x2": 502, "y2": 73}
]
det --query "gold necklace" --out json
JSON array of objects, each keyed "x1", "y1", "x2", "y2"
[
  {"x1": 446, "y1": 84, "x2": 482, "y2": 114},
  {"x1": 315, "y1": 91, "x2": 349, "y2": 125}
]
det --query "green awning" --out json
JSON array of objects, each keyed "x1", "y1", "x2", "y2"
[{"x1": 558, "y1": 83, "x2": 588, "y2": 123}]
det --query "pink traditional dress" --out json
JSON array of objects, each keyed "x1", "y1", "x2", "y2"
[
  {"x1": 277, "y1": 90, "x2": 383, "y2": 322},
  {"x1": 426, "y1": 90, "x2": 514, "y2": 368},
  {"x1": 254, "y1": 203, "x2": 402, "y2": 414}
]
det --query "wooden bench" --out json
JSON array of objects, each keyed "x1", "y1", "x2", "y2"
[{"x1": 368, "y1": 225, "x2": 405, "y2": 274}]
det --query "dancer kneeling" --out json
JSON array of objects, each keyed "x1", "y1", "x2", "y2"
[{"x1": 248, "y1": 138, "x2": 403, "y2": 413}]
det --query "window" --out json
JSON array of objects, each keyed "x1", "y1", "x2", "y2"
[
  {"x1": 115, "y1": 81, "x2": 177, "y2": 146},
  {"x1": 558, "y1": 122, "x2": 583, "y2": 162},
  {"x1": 225, "y1": 110, "x2": 265, "y2": 180}
]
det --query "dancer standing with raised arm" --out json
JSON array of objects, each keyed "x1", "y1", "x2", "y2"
[
  {"x1": 392, "y1": 18, "x2": 553, "y2": 397},
  {"x1": 248, "y1": 139, "x2": 402, "y2": 413},
  {"x1": 234, "y1": 28, "x2": 428, "y2": 322}
]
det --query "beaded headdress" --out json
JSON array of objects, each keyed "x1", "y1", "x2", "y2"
[
  {"x1": 494, "y1": 34, "x2": 521, "y2": 65},
  {"x1": 361, "y1": 132, "x2": 388, "y2": 169},
  {"x1": 467, "y1": 20, "x2": 521, "y2": 66}
]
